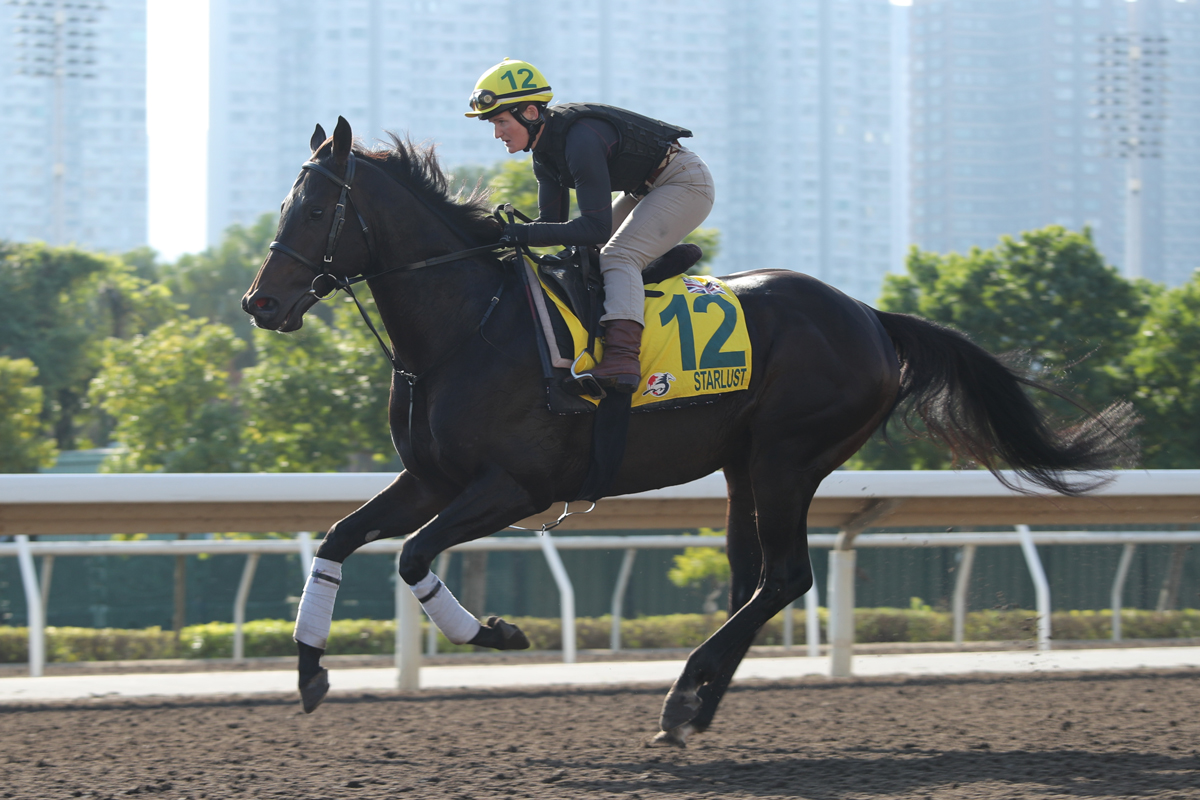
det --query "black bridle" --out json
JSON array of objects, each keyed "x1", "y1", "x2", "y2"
[
  {"x1": 268, "y1": 152, "x2": 507, "y2": 297},
  {"x1": 266, "y1": 151, "x2": 512, "y2": 366},
  {"x1": 266, "y1": 155, "x2": 602, "y2": 529},
  {"x1": 266, "y1": 150, "x2": 511, "y2": 435}
]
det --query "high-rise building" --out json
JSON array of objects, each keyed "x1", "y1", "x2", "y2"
[
  {"x1": 0, "y1": 0, "x2": 147, "y2": 253},
  {"x1": 208, "y1": 0, "x2": 899, "y2": 302},
  {"x1": 909, "y1": 0, "x2": 1200, "y2": 285}
]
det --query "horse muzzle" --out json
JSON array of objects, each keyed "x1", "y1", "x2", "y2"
[{"x1": 242, "y1": 290, "x2": 318, "y2": 332}]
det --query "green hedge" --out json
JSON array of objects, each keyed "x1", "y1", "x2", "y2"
[{"x1": 2, "y1": 608, "x2": 1199, "y2": 664}]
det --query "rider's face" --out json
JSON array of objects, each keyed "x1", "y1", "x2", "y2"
[{"x1": 490, "y1": 111, "x2": 529, "y2": 154}]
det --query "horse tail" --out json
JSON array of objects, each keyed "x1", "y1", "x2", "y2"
[{"x1": 873, "y1": 309, "x2": 1138, "y2": 496}]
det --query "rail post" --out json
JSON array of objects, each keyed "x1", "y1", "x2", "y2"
[
  {"x1": 39, "y1": 555, "x2": 54, "y2": 620},
  {"x1": 15, "y1": 535, "x2": 44, "y2": 677},
  {"x1": 952, "y1": 544, "x2": 977, "y2": 646},
  {"x1": 805, "y1": 579, "x2": 821, "y2": 658},
  {"x1": 1111, "y1": 543, "x2": 1136, "y2": 642},
  {"x1": 395, "y1": 551, "x2": 422, "y2": 690},
  {"x1": 828, "y1": 549, "x2": 856, "y2": 676},
  {"x1": 297, "y1": 531, "x2": 314, "y2": 578},
  {"x1": 538, "y1": 532, "x2": 576, "y2": 663},
  {"x1": 232, "y1": 553, "x2": 260, "y2": 662},
  {"x1": 783, "y1": 601, "x2": 795, "y2": 649},
  {"x1": 610, "y1": 548, "x2": 637, "y2": 652},
  {"x1": 1017, "y1": 525, "x2": 1052, "y2": 651},
  {"x1": 828, "y1": 499, "x2": 903, "y2": 677}
]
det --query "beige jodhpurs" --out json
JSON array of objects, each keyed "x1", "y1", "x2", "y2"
[{"x1": 599, "y1": 146, "x2": 715, "y2": 325}]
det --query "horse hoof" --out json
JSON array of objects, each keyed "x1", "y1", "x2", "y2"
[
  {"x1": 659, "y1": 684, "x2": 703, "y2": 731},
  {"x1": 300, "y1": 668, "x2": 329, "y2": 714},
  {"x1": 468, "y1": 616, "x2": 530, "y2": 651},
  {"x1": 648, "y1": 723, "x2": 696, "y2": 748}
]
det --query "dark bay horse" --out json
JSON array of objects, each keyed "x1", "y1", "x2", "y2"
[{"x1": 242, "y1": 118, "x2": 1134, "y2": 745}]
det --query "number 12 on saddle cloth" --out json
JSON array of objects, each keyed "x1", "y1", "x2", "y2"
[{"x1": 538, "y1": 270, "x2": 753, "y2": 409}]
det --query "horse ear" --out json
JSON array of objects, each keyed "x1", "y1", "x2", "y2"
[
  {"x1": 310, "y1": 124, "x2": 327, "y2": 154},
  {"x1": 332, "y1": 116, "x2": 352, "y2": 166}
]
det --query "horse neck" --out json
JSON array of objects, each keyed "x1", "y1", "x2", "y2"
[{"x1": 364, "y1": 180, "x2": 502, "y2": 376}]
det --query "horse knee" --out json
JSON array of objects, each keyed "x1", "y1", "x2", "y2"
[
  {"x1": 759, "y1": 565, "x2": 812, "y2": 607},
  {"x1": 314, "y1": 520, "x2": 367, "y2": 563},
  {"x1": 791, "y1": 568, "x2": 814, "y2": 598},
  {"x1": 312, "y1": 529, "x2": 345, "y2": 563},
  {"x1": 397, "y1": 540, "x2": 433, "y2": 586},
  {"x1": 729, "y1": 583, "x2": 755, "y2": 612},
  {"x1": 757, "y1": 580, "x2": 786, "y2": 605}
]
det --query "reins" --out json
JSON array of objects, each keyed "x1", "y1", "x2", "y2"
[
  {"x1": 267, "y1": 150, "x2": 514, "y2": 444},
  {"x1": 268, "y1": 155, "x2": 601, "y2": 534}
]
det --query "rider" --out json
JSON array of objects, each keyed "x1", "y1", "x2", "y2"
[{"x1": 466, "y1": 58, "x2": 715, "y2": 393}]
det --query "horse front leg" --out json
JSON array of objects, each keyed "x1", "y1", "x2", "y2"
[
  {"x1": 295, "y1": 470, "x2": 448, "y2": 712},
  {"x1": 398, "y1": 464, "x2": 543, "y2": 652}
]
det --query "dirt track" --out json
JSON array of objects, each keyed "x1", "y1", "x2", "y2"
[{"x1": 1, "y1": 670, "x2": 1198, "y2": 799}]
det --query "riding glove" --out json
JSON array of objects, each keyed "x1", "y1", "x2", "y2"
[{"x1": 498, "y1": 223, "x2": 530, "y2": 246}]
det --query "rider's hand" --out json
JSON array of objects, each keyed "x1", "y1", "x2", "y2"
[{"x1": 498, "y1": 223, "x2": 529, "y2": 246}]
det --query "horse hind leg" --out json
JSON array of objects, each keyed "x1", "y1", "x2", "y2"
[
  {"x1": 657, "y1": 456, "x2": 819, "y2": 738},
  {"x1": 652, "y1": 637, "x2": 758, "y2": 747},
  {"x1": 652, "y1": 462, "x2": 761, "y2": 747}
]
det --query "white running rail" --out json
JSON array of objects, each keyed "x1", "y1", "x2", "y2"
[{"x1": 5, "y1": 529, "x2": 1200, "y2": 681}]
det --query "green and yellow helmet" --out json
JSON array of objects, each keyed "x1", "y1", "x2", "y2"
[{"x1": 465, "y1": 58, "x2": 553, "y2": 119}]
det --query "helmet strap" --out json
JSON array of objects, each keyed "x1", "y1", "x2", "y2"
[{"x1": 516, "y1": 103, "x2": 546, "y2": 152}]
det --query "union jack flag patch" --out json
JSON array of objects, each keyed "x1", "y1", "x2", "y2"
[{"x1": 682, "y1": 276, "x2": 727, "y2": 295}]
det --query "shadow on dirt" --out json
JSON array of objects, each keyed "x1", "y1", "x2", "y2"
[{"x1": 539, "y1": 749, "x2": 1200, "y2": 798}]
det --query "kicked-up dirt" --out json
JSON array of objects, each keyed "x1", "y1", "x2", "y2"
[{"x1": 0, "y1": 669, "x2": 1197, "y2": 799}]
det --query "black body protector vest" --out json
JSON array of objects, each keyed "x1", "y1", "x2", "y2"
[{"x1": 533, "y1": 103, "x2": 693, "y2": 195}]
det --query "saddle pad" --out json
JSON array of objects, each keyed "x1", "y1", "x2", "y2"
[{"x1": 537, "y1": 270, "x2": 753, "y2": 410}]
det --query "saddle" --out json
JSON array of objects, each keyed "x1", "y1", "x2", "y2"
[
  {"x1": 538, "y1": 242, "x2": 704, "y2": 326},
  {"x1": 536, "y1": 243, "x2": 704, "y2": 397},
  {"x1": 521, "y1": 242, "x2": 704, "y2": 503}
]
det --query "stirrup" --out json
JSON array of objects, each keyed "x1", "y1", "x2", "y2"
[{"x1": 564, "y1": 352, "x2": 607, "y2": 401}]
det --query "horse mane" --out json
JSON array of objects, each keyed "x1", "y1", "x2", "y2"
[{"x1": 355, "y1": 134, "x2": 500, "y2": 244}]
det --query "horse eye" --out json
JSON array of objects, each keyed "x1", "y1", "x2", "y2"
[{"x1": 310, "y1": 208, "x2": 325, "y2": 219}]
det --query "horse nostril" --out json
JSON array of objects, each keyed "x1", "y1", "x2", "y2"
[{"x1": 255, "y1": 298, "x2": 270, "y2": 309}]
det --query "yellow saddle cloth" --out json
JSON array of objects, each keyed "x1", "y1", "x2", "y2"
[{"x1": 538, "y1": 271, "x2": 753, "y2": 409}]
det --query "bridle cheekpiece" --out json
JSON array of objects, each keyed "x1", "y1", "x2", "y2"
[{"x1": 268, "y1": 151, "x2": 375, "y2": 300}]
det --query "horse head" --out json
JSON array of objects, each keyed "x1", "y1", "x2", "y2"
[{"x1": 242, "y1": 116, "x2": 374, "y2": 331}]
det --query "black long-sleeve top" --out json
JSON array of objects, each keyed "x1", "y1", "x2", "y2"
[{"x1": 524, "y1": 118, "x2": 620, "y2": 247}]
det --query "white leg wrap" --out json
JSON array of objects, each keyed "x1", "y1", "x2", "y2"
[
  {"x1": 294, "y1": 557, "x2": 342, "y2": 649},
  {"x1": 409, "y1": 571, "x2": 482, "y2": 645}
]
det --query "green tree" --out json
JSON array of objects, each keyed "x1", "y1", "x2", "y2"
[
  {"x1": 682, "y1": 227, "x2": 720, "y2": 274},
  {"x1": 0, "y1": 358, "x2": 57, "y2": 472},
  {"x1": 446, "y1": 163, "x2": 501, "y2": 198},
  {"x1": 668, "y1": 528, "x2": 730, "y2": 613},
  {"x1": 0, "y1": 242, "x2": 174, "y2": 449},
  {"x1": 120, "y1": 246, "x2": 162, "y2": 282},
  {"x1": 160, "y1": 214, "x2": 278, "y2": 343},
  {"x1": 89, "y1": 319, "x2": 246, "y2": 472},
  {"x1": 487, "y1": 157, "x2": 542, "y2": 216},
  {"x1": 240, "y1": 299, "x2": 396, "y2": 471},
  {"x1": 1118, "y1": 274, "x2": 1200, "y2": 467},
  {"x1": 851, "y1": 226, "x2": 1148, "y2": 470}
]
